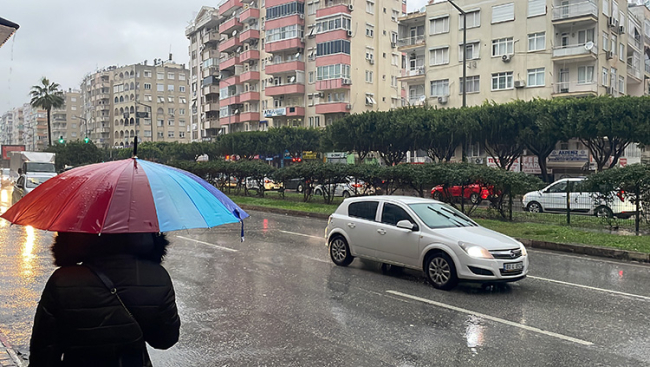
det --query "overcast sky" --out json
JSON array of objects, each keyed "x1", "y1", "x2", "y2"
[{"x1": 0, "y1": 0, "x2": 426, "y2": 113}]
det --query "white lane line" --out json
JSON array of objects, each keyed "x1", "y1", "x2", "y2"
[
  {"x1": 528, "y1": 249, "x2": 650, "y2": 269},
  {"x1": 299, "y1": 255, "x2": 331, "y2": 264},
  {"x1": 175, "y1": 236, "x2": 238, "y2": 252},
  {"x1": 278, "y1": 230, "x2": 324, "y2": 240},
  {"x1": 386, "y1": 290, "x2": 593, "y2": 346},
  {"x1": 527, "y1": 275, "x2": 650, "y2": 301}
]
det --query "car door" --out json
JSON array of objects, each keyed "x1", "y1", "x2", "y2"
[
  {"x1": 344, "y1": 200, "x2": 380, "y2": 258},
  {"x1": 375, "y1": 202, "x2": 421, "y2": 267},
  {"x1": 542, "y1": 180, "x2": 569, "y2": 211}
]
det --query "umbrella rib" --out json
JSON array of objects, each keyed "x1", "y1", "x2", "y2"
[{"x1": 97, "y1": 160, "x2": 135, "y2": 233}]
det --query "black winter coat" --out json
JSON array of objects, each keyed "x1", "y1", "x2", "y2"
[{"x1": 29, "y1": 253, "x2": 180, "y2": 367}]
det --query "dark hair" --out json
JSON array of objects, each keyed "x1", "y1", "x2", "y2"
[{"x1": 52, "y1": 232, "x2": 169, "y2": 267}]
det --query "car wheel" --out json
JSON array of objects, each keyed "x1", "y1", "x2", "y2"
[
  {"x1": 314, "y1": 188, "x2": 323, "y2": 196},
  {"x1": 432, "y1": 191, "x2": 442, "y2": 201},
  {"x1": 527, "y1": 201, "x2": 542, "y2": 213},
  {"x1": 329, "y1": 236, "x2": 353, "y2": 266},
  {"x1": 595, "y1": 206, "x2": 613, "y2": 218},
  {"x1": 425, "y1": 252, "x2": 458, "y2": 290},
  {"x1": 469, "y1": 193, "x2": 481, "y2": 205},
  {"x1": 342, "y1": 191, "x2": 351, "y2": 198},
  {"x1": 297, "y1": 183, "x2": 304, "y2": 193}
]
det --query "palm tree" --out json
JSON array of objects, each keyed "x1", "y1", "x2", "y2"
[{"x1": 30, "y1": 77, "x2": 64, "y2": 146}]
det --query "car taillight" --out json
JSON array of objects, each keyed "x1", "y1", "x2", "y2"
[
  {"x1": 617, "y1": 190, "x2": 625, "y2": 202},
  {"x1": 265, "y1": 179, "x2": 270, "y2": 184},
  {"x1": 352, "y1": 183, "x2": 362, "y2": 188}
]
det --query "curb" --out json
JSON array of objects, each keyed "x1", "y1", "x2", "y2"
[
  {"x1": 0, "y1": 330, "x2": 23, "y2": 367},
  {"x1": 241, "y1": 204, "x2": 650, "y2": 264}
]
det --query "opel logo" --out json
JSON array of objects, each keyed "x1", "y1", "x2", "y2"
[{"x1": 510, "y1": 250, "x2": 517, "y2": 258}]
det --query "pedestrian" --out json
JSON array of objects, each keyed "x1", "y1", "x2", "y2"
[
  {"x1": 12, "y1": 168, "x2": 26, "y2": 205},
  {"x1": 28, "y1": 232, "x2": 181, "y2": 367}
]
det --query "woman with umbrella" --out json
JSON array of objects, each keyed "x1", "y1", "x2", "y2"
[{"x1": 2, "y1": 155, "x2": 248, "y2": 366}]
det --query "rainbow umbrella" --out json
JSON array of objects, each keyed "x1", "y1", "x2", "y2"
[{"x1": 1, "y1": 158, "x2": 248, "y2": 236}]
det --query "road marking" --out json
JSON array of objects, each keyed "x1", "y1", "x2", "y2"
[
  {"x1": 528, "y1": 249, "x2": 650, "y2": 269},
  {"x1": 175, "y1": 236, "x2": 238, "y2": 252},
  {"x1": 278, "y1": 230, "x2": 324, "y2": 240},
  {"x1": 299, "y1": 255, "x2": 331, "y2": 264},
  {"x1": 527, "y1": 275, "x2": 650, "y2": 301},
  {"x1": 386, "y1": 290, "x2": 593, "y2": 346}
]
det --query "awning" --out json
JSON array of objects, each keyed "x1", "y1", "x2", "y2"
[{"x1": 0, "y1": 17, "x2": 19, "y2": 49}]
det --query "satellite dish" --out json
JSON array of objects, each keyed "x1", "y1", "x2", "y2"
[
  {"x1": 584, "y1": 41, "x2": 594, "y2": 51},
  {"x1": 295, "y1": 52, "x2": 300, "y2": 58},
  {"x1": 236, "y1": 47, "x2": 242, "y2": 53},
  {"x1": 232, "y1": 30, "x2": 238, "y2": 36},
  {"x1": 289, "y1": 76, "x2": 295, "y2": 83},
  {"x1": 419, "y1": 95, "x2": 426, "y2": 102},
  {"x1": 234, "y1": 109, "x2": 239, "y2": 114}
]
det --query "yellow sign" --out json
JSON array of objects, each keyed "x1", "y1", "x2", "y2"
[{"x1": 302, "y1": 151, "x2": 317, "y2": 160}]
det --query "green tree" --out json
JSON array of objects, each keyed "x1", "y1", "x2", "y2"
[
  {"x1": 475, "y1": 101, "x2": 528, "y2": 171},
  {"x1": 374, "y1": 109, "x2": 416, "y2": 165},
  {"x1": 415, "y1": 107, "x2": 466, "y2": 163},
  {"x1": 30, "y1": 77, "x2": 65, "y2": 146}
]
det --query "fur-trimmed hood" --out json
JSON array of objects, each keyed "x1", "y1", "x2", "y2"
[{"x1": 52, "y1": 232, "x2": 169, "y2": 267}]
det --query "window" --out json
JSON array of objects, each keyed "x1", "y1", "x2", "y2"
[
  {"x1": 611, "y1": 67, "x2": 617, "y2": 90},
  {"x1": 459, "y1": 75, "x2": 480, "y2": 93},
  {"x1": 459, "y1": 42, "x2": 480, "y2": 60},
  {"x1": 577, "y1": 66, "x2": 594, "y2": 84},
  {"x1": 366, "y1": 24, "x2": 374, "y2": 37},
  {"x1": 179, "y1": 73, "x2": 186, "y2": 81},
  {"x1": 366, "y1": 0, "x2": 374, "y2": 14},
  {"x1": 429, "y1": 47, "x2": 449, "y2": 65},
  {"x1": 179, "y1": 86, "x2": 186, "y2": 92},
  {"x1": 144, "y1": 70, "x2": 152, "y2": 78},
  {"x1": 266, "y1": 1, "x2": 304, "y2": 20},
  {"x1": 179, "y1": 97, "x2": 186, "y2": 103},
  {"x1": 157, "y1": 83, "x2": 164, "y2": 92},
  {"x1": 577, "y1": 28, "x2": 594, "y2": 44},
  {"x1": 365, "y1": 70, "x2": 373, "y2": 83},
  {"x1": 492, "y1": 37, "x2": 513, "y2": 56},
  {"x1": 157, "y1": 96, "x2": 165, "y2": 103},
  {"x1": 611, "y1": 34, "x2": 617, "y2": 55},
  {"x1": 157, "y1": 131, "x2": 164, "y2": 138},
  {"x1": 619, "y1": 44, "x2": 625, "y2": 61},
  {"x1": 157, "y1": 119, "x2": 164, "y2": 127},
  {"x1": 430, "y1": 79, "x2": 449, "y2": 96},
  {"x1": 157, "y1": 72, "x2": 164, "y2": 80},
  {"x1": 619, "y1": 76, "x2": 625, "y2": 94},
  {"x1": 266, "y1": 24, "x2": 304, "y2": 42},
  {"x1": 348, "y1": 201, "x2": 378, "y2": 221},
  {"x1": 459, "y1": 10, "x2": 480, "y2": 29},
  {"x1": 145, "y1": 94, "x2": 152, "y2": 101},
  {"x1": 365, "y1": 47, "x2": 374, "y2": 60},
  {"x1": 381, "y1": 203, "x2": 413, "y2": 226},
  {"x1": 168, "y1": 119, "x2": 174, "y2": 126},
  {"x1": 391, "y1": 75, "x2": 398, "y2": 88},
  {"x1": 179, "y1": 108, "x2": 185, "y2": 115},
  {"x1": 168, "y1": 131, "x2": 175, "y2": 138},
  {"x1": 602, "y1": 0, "x2": 609, "y2": 16},
  {"x1": 179, "y1": 131, "x2": 185, "y2": 138},
  {"x1": 167, "y1": 96, "x2": 174, "y2": 103},
  {"x1": 491, "y1": 71, "x2": 513, "y2": 90},
  {"x1": 167, "y1": 73, "x2": 175, "y2": 80},
  {"x1": 316, "y1": 64, "x2": 351, "y2": 80},
  {"x1": 602, "y1": 32, "x2": 609, "y2": 51},
  {"x1": 168, "y1": 108, "x2": 174, "y2": 115},
  {"x1": 429, "y1": 16, "x2": 449, "y2": 35},
  {"x1": 528, "y1": 0, "x2": 545, "y2": 17},
  {"x1": 365, "y1": 94, "x2": 375, "y2": 105},
  {"x1": 392, "y1": 9, "x2": 399, "y2": 22},
  {"x1": 528, "y1": 32, "x2": 545, "y2": 51},
  {"x1": 527, "y1": 68, "x2": 545, "y2": 87},
  {"x1": 315, "y1": 15, "x2": 352, "y2": 33},
  {"x1": 167, "y1": 85, "x2": 174, "y2": 92},
  {"x1": 492, "y1": 3, "x2": 514, "y2": 24},
  {"x1": 307, "y1": 2, "x2": 316, "y2": 15},
  {"x1": 179, "y1": 119, "x2": 186, "y2": 126},
  {"x1": 602, "y1": 67, "x2": 608, "y2": 86},
  {"x1": 391, "y1": 53, "x2": 399, "y2": 66},
  {"x1": 316, "y1": 40, "x2": 351, "y2": 56}
]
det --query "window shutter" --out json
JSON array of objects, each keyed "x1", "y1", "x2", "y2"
[
  {"x1": 528, "y1": 0, "x2": 545, "y2": 17},
  {"x1": 492, "y1": 3, "x2": 514, "y2": 23}
]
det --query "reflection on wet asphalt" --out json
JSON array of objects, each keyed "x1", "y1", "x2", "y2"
[{"x1": 1, "y1": 198, "x2": 650, "y2": 366}]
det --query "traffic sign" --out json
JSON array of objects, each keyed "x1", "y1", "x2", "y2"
[{"x1": 136, "y1": 112, "x2": 149, "y2": 118}]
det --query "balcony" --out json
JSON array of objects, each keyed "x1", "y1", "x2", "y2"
[
  {"x1": 204, "y1": 103, "x2": 220, "y2": 112},
  {"x1": 222, "y1": 95, "x2": 241, "y2": 106},
  {"x1": 552, "y1": 43, "x2": 597, "y2": 61},
  {"x1": 218, "y1": 37, "x2": 241, "y2": 53},
  {"x1": 219, "y1": 0, "x2": 243, "y2": 17},
  {"x1": 239, "y1": 112, "x2": 260, "y2": 122},
  {"x1": 397, "y1": 35, "x2": 425, "y2": 51},
  {"x1": 202, "y1": 32, "x2": 220, "y2": 44},
  {"x1": 202, "y1": 49, "x2": 219, "y2": 61},
  {"x1": 205, "y1": 118, "x2": 221, "y2": 130},
  {"x1": 240, "y1": 7, "x2": 260, "y2": 22},
  {"x1": 240, "y1": 70, "x2": 260, "y2": 83},
  {"x1": 240, "y1": 28, "x2": 260, "y2": 42},
  {"x1": 552, "y1": 1, "x2": 598, "y2": 23},
  {"x1": 263, "y1": 106, "x2": 305, "y2": 118},
  {"x1": 408, "y1": 96, "x2": 427, "y2": 106},
  {"x1": 266, "y1": 60, "x2": 305, "y2": 75},
  {"x1": 266, "y1": 0, "x2": 299, "y2": 7},
  {"x1": 315, "y1": 102, "x2": 351, "y2": 114},
  {"x1": 629, "y1": 36, "x2": 642, "y2": 51},
  {"x1": 221, "y1": 75, "x2": 240, "y2": 86},
  {"x1": 239, "y1": 91, "x2": 260, "y2": 102},
  {"x1": 220, "y1": 114, "x2": 241, "y2": 125},
  {"x1": 240, "y1": 49, "x2": 260, "y2": 62},
  {"x1": 265, "y1": 15, "x2": 305, "y2": 31},
  {"x1": 265, "y1": 37, "x2": 304, "y2": 53},
  {"x1": 552, "y1": 82, "x2": 598, "y2": 97},
  {"x1": 265, "y1": 83, "x2": 305, "y2": 96},
  {"x1": 628, "y1": 64, "x2": 643, "y2": 81},
  {"x1": 203, "y1": 85, "x2": 220, "y2": 95},
  {"x1": 316, "y1": 2, "x2": 351, "y2": 18},
  {"x1": 398, "y1": 67, "x2": 426, "y2": 81},
  {"x1": 645, "y1": 62, "x2": 650, "y2": 75},
  {"x1": 219, "y1": 16, "x2": 243, "y2": 34},
  {"x1": 201, "y1": 66, "x2": 219, "y2": 79},
  {"x1": 219, "y1": 55, "x2": 240, "y2": 70},
  {"x1": 315, "y1": 78, "x2": 351, "y2": 91}
]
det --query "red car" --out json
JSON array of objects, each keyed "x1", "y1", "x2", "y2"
[{"x1": 431, "y1": 183, "x2": 497, "y2": 205}]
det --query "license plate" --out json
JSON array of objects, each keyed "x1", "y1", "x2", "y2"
[{"x1": 503, "y1": 262, "x2": 523, "y2": 272}]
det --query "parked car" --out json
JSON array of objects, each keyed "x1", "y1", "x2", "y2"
[
  {"x1": 1, "y1": 168, "x2": 11, "y2": 187},
  {"x1": 245, "y1": 177, "x2": 283, "y2": 191},
  {"x1": 314, "y1": 177, "x2": 375, "y2": 198},
  {"x1": 522, "y1": 178, "x2": 637, "y2": 218},
  {"x1": 325, "y1": 196, "x2": 529, "y2": 290},
  {"x1": 431, "y1": 183, "x2": 498, "y2": 205},
  {"x1": 284, "y1": 178, "x2": 308, "y2": 193}
]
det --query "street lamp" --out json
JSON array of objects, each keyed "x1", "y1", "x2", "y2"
[
  {"x1": 134, "y1": 100, "x2": 152, "y2": 142},
  {"x1": 72, "y1": 115, "x2": 89, "y2": 142},
  {"x1": 448, "y1": 0, "x2": 466, "y2": 108}
]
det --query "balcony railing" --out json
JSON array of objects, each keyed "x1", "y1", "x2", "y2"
[
  {"x1": 645, "y1": 63, "x2": 650, "y2": 74},
  {"x1": 629, "y1": 36, "x2": 642, "y2": 50},
  {"x1": 628, "y1": 64, "x2": 642, "y2": 80},
  {"x1": 552, "y1": 43, "x2": 597, "y2": 58},
  {"x1": 553, "y1": 81, "x2": 598, "y2": 95},
  {"x1": 397, "y1": 35, "x2": 425, "y2": 48},
  {"x1": 552, "y1": 1, "x2": 597, "y2": 21},
  {"x1": 401, "y1": 67, "x2": 425, "y2": 77}
]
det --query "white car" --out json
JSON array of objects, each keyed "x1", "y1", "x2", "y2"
[
  {"x1": 325, "y1": 196, "x2": 529, "y2": 290},
  {"x1": 522, "y1": 178, "x2": 637, "y2": 218},
  {"x1": 314, "y1": 177, "x2": 374, "y2": 198},
  {"x1": 245, "y1": 177, "x2": 283, "y2": 191}
]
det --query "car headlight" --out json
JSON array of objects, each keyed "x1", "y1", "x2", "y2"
[
  {"x1": 519, "y1": 243, "x2": 528, "y2": 257},
  {"x1": 459, "y1": 242, "x2": 493, "y2": 259}
]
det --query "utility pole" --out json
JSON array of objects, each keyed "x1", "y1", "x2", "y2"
[{"x1": 448, "y1": 0, "x2": 466, "y2": 108}]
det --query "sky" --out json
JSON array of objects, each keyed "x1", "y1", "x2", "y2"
[{"x1": 0, "y1": 0, "x2": 427, "y2": 113}]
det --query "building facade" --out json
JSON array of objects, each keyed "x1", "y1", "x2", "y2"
[
  {"x1": 80, "y1": 60, "x2": 191, "y2": 149},
  {"x1": 398, "y1": 0, "x2": 648, "y2": 176},
  {"x1": 186, "y1": 0, "x2": 405, "y2": 140},
  {"x1": 51, "y1": 89, "x2": 84, "y2": 144}
]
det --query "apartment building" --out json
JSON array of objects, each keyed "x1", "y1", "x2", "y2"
[
  {"x1": 50, "y1": 89, "x2": 84, "y2": 144},
  {"x1": 398, "y1": 0, "x2": 648, "y2": 176},
  {"x1": 186, "y1": 0, "x2": 405, "y2": 139},
  {"x1": 21, "y1": 104, "x2": 48, "y2": 151},
  {"x1": 80, "y1": 60, "x2": 191, "y2": 149}
]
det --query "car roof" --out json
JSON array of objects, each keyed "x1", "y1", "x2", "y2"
[{"x1": 344, "y1": 195, "x2": 438, "y2": 205}]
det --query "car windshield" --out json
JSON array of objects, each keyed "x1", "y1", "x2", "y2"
[
  {"x1": 26, "y1": 176, "x2": 49, "y2": 188},
  {"x1": 409, "y1": 203, "x2": 478, "y2": 229}
]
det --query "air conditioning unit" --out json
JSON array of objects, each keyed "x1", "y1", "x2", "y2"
[
  {"x1": 347, "y1": 30, "x2": 353, "y2": 37},
  {"x1": 342, "y1": 78, "x2": 352, "y2": 85},
  {"x1": 318, "y1": 92, "x2": 325, "y2": 98},
  {"x1": 300, "y1": 37, "x2": 305, "y2": 42},
  {"x1": 605, "y1": 86, "x2": 614, "y2": 95},
  {"x1": 348, "y1": 4, "x2": 354, "y2": 11},
  {"x1": 618, "y1": 25, "x2": 625, "y2": 34},
  {"x1": 346, "y1": 103, "x2": 352, "y2": 110},
  {"x1": 391, "y1": 42, "x2": 396, "y2": 48},
  {"x1": 438, "y1": 96, "x2": 448, "y2": 104},
  {"x1": 514, "y1": 80, "x2": 526, "y2": 88},
  {"x1": 606, "y1": 51, "x2": 613, "y2": 59},
  {"x1": 369, "y1": 58, "x2": 375, "y2": 64},
  {"x1": 608, "y1": 16, "x2": 616, "y2": 27},
  {"x1": 501, "y1": 54, "x2": 511, "y2": 63}
]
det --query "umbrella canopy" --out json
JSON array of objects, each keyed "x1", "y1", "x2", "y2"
[{"x1": 1, "y1": 158, "x2": 249, "y2": 234}]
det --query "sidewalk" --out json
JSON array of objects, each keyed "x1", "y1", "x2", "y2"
[{"x1": 0, "y1": 331, "x2": 23, "y2": 367}]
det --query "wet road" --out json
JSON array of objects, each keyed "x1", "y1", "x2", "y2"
[{"x1": 1, "y1": 191, "x2": 650, "y2": 365}]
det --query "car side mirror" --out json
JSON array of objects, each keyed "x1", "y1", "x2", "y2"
[{"x1": 396, "y1": 220, "x2": 417, "y2": 231}]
